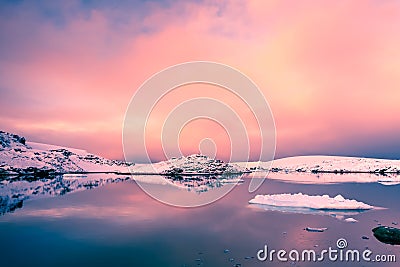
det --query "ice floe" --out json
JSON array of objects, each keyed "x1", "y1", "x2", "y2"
[
  {"x1": 344, "y1": 217, "x2": 358, "y2": 223},
  {"x1": 248, "y1": 193, "x2": 378, "y2": 220},
  {"x1": 249, "y1": 193, "x2": 374, "y2": 210}
]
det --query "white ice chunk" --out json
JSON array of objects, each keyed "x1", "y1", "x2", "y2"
[
  {"x1": 249, "y1": 193, "x2": 374, "y2": 210},
  {"x1": 344, "y1": 217, "x2": 358, "y2": 223}
]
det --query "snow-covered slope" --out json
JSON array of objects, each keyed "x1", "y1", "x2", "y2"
[
  {"x1": 236, "y1": 155, "x2": 400, "y2": 174},
  {"x1": 0, "y1": 131, "x2": 134, "y2": 175}
]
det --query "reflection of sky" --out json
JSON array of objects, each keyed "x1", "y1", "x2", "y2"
[
  {"x1": 1, "y1": 1, "x2": 400, "y2": 161},
  {"x1": 0, "y1": 178, "x2": 399, "y2": 266}
]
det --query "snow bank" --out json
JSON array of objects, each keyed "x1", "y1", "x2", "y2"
[
  {"x1": 249, "y1": 193, "x2": 374, "y2": 210},
  {"x1": 235, "y1": 155, "x2": 400, "y2": 174}
]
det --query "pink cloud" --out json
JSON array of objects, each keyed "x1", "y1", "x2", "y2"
[{"x1": 1, "y1": 0, "x2": 400, "y2": 161}]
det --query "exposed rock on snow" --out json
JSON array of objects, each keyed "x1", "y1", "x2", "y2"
[{"x1": 133, "y1": 154, "x2": 246, "y2": 175}]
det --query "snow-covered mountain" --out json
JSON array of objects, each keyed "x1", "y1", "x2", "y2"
[
  {"x1": 3, "y1": 131, "x2": 399, "y2": 176},
  {"x1": 0, "y1": 131, "x2": 247, "y2": 176},
  {"x1": 0, "y1": 131, "x2": 134, "y2": 175},
  {"x1": 236, "y1": 155, "x2": 400, "y2": 174}
]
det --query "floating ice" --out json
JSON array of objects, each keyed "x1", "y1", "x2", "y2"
[
  {"x1": 344, "y1": 217, "x2": 358, "y2": 223},
  {"x1": 249, "y1": 193, "x2": 374, "y2": 210}
]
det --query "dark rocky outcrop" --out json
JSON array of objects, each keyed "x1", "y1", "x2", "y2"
[
  {"x1": 0, "y1": 131, "x2": 26, "y2": 149},
  {"x1": 372, "y1": 226, "x2": 400, "y2": 245},
  {"x1": 162, "y1": 154, "x2": 245, "y2": 176}
]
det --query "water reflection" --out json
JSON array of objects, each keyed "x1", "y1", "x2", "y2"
[
  {"x1": 0, "y1": 173, "x2": 244, "y2": 215},
  {"x1": 0, "y1": 178, "x2": 399, "y2": 266},
  {"x1": 0, "y1": 174, "x2": 131, "y2": 215},
  {"x1": 2, "y1": 170, "x2": 398, "y2": 215},
  {"x1": 246, "y1": 171, "x2": 400, "y2": 185},
  {"x1": 163, "y1": 174, "x2": 244, "y2": 193},
  {"x1": 248, "y1": 203, "x2": 370, "y2": 220}
]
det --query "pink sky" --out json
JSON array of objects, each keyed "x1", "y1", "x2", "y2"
[{"x1": 1, "y1": 0, "x2": 400, "y2": 161}]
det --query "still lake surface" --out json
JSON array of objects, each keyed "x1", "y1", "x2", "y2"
[{"x1": 0, "y1": 174, "x2": 399, "y2": 266}]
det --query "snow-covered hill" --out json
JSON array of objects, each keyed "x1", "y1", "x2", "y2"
[
  {"x1": 236, "y1": 155, "x2": 400, "y2": 174},
  {"x1": 0, "y1": 131, "x2": 247, "y2": 176},
  {"x1": 0, "y1": 131, "x2": 134, "y2": 175}
]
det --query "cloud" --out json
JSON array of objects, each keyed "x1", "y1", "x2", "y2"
[{"x1": 1, "y1": 0, "x2": 399, "y2": 160}]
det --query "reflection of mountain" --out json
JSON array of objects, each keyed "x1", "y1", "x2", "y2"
[
  {"x1": 0, "y1": 174, "x2": 131, "y2": 216},
  {"x1": 0, "y1": 173, "x2": 244, "y2": 215},
  {"x1": 163, "y1": 174, "x2": 244, "y2": 193}
]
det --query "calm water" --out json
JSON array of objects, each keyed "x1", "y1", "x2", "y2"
[{"x1": 0, "y1": 175, "x2": 399, "y2": 266}]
